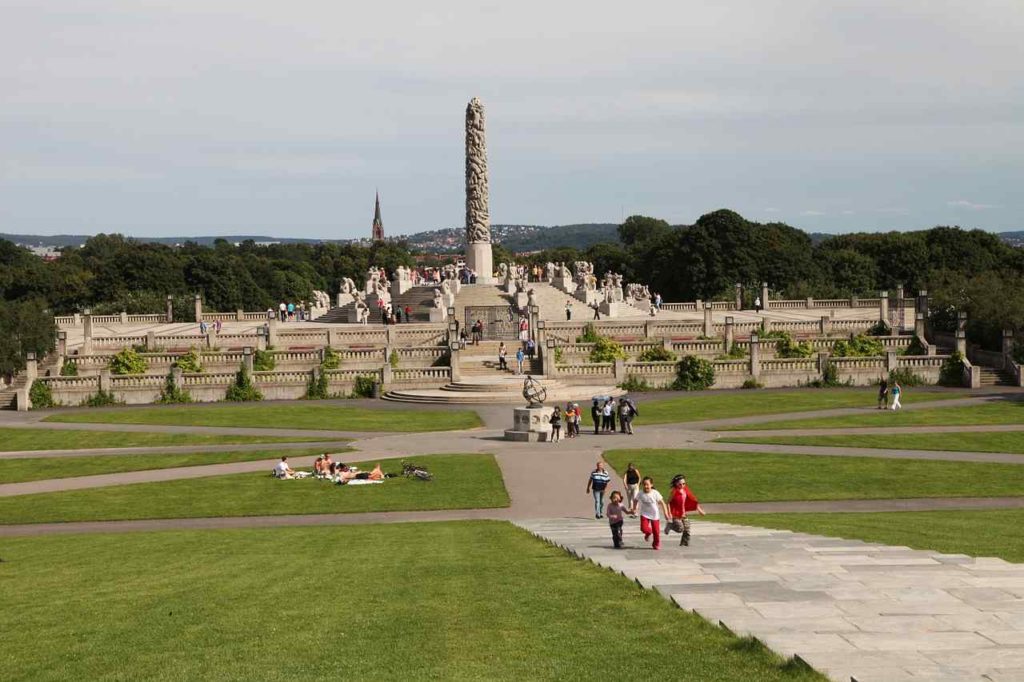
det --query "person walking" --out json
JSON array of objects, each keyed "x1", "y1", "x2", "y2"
[
  {"x1": 890, "y1": 381, "x2": 903, "y2": 410},
  {"x1": 549, "y1": 406, "x2": 562, "y2": 443},
  {"x1": 565, "y1": 402, "x2": 575, "y2": 438},
  {"x1": 526, "y1": 338, "x2": 536, "y2": 359},
  {"x1": 498, "y1": 342, "x2": 508, "y2": 371},
  {"x1": 631, "y1": 477, "x2": 669, "y2": 550},
  {"x1": 877, "y1": 379, "x2": 889, "y2": 409},
  {"x1": 607, "y1": 491, "x2": 626, "y2": 549},
  {"x1": 754, "y1": 296, "x2": 762, "y2": 312},
  {"x1": 515, "y1": 347, "x2": 525, "y2": 375},
  {"x1": 586, "y1": 461, "x2": 611, "y2": 519},
  {"x1": 591, "y1": 399, "x2": 602, "y2": 435},
  {"x1": 621, "y1": 397, "x2": 638, "y2": 435},
  {"x1": 592, "y1": 302, "x2": 601, "y2": 320},
  {"x1": 618, "y1": 398, "x2": 630, "y2": 434},
  {"x1": 404, "y1": 305, "x2": 412, "y2": 321},
  {"x1": 664, "y1": 474, "x2": 707, "y2": 547},
  {"x1": 565, "y1": 300, "x2": 573, "y2": 321},
  {"x1": 623, "y1": 463, "x2": 641, "y2": 517},
  {"x1": 608, "y1": 398, "x2": 617, "y2": 433}
]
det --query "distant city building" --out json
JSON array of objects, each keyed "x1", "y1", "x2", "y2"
[{"x1": 371, "y1": 192, "x2": 384, "y2": 241}]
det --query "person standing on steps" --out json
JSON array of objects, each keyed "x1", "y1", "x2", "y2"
[
  {"x1": 565, "y1": 300, "x2": 573, "y2": 321},
  {"x1": 890, "y1": 381, "x2": 902, "y2": 410},
  {"x1": 498, "y1": 342, "x2": 507, "y2": 371},
  {"x1": 586, "y1": 461, "x2": 611, "y2": 519},
  {"x1": 515, "y1": 347, "x2": 525, "y2": 375},
  {"x1": 622, "y1": 463, "x2": 641, "y2": 517}
]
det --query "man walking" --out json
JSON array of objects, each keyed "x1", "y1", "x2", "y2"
[
  {"x1": 591, "y1": 399, "x2": 602, "y2": 435},
  {"x1": 586, "y1": 461, "x2": 612, "y2": 519}
]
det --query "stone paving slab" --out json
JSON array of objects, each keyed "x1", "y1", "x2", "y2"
[{"x1": 516, "y1": 517, "x2": 1024, "y2": 682}]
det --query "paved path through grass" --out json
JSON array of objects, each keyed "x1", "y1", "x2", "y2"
[{"x1": 518, "y1": 517, "x2": 1024, "y2": 682}]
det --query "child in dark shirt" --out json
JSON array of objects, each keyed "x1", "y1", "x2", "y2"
[{"x1": 606, "y1": 491, "x2": 626, "y2": 548}]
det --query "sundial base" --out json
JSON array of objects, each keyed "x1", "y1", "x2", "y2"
[{"x1": 504, "y1": 405, "x2": 554, "y2": 442}]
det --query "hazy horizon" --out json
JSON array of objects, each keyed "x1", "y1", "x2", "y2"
[{"x1": 3, "y1": 2, "x2": 1021, "y2": 239}]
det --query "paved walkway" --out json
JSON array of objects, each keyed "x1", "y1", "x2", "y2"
[{"x1": 518, "y1": 517, "x2": 1024, "y2": 682}]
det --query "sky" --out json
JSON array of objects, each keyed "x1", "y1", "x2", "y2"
[{"x1": 1, "y1": 0, "x2": 1022, "y2": 239}]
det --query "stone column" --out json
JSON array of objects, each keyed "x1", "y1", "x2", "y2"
[
  {"x1": 613, "y1": 358, "x2": 626, "y2": 381},
  {"x1": 917, "y1": 290, "x2": 929, "y2": 315},
  {"x1": 146, "y1": 331, "x2": 156, "y2": 350},
  {"x1": 760, "y1": 282, "x2": 769, "y2": 309},
  {"x1": 955, "y1": 330, "x2": 967, "y2": 356},
  {"x1": 194, "y1": 294, "x2": 203, "y2": 323},
  {"x1": 82, "y1": 309, "x2": 93, "y2": 354},
  {"x1": 1003, "y1": 329, "x2": 1015, "y2": 358},
  {"x1": 895, "y1": 284, "x2": 904, "y2": 303},
  {"x1": 702, "y1": 302, "x2": 714, "y2": 338},
  {"x1": 242, "y1": 347, "x2": 254, "y2": 374},
  {"x1": 266, "y1": 320, "x2": 278, "y2": 349},
  {"x1": 957, "y1": 311, "x2": 968, "y2": 332},
  {"x1": 724, "y1": 316, "x2": 735, "y2": 353},
  {"x1": 449, "y1": 342, "x2": 462, "y2": 382},
  {"x1": 820, "y1": 315, "x2": 831, "y2": 336},
  {"x1": 761, "y1": 316, "x2": 772, "y2": 333},
  {"x1": 166, "y1": 295, "x2": 174, "y2": 323},
  {"x1": 464, "y1": 97, "x2": 494, "y2": 284},
  {"x1": 643, "y1": 320, "x2": 654, "y2": 339},
  {"x1": 56, "y1": 331, "x2": 67, "y2": 359},
  {"x1": 734, "y1": 283, "x2": 742, "y2": 310},
  {"x1": 879, "y1": 291, "x2": 889, "y2": 324},
  {"x1": 327, "y1": 327, "x2": 338, "y2": 348},
  {"x1": 256, "y1": 327, "x2": 267, "y2": 351},
  {"x1": 99, "y1": 368, "x2": 112, "y2": 393},
  {"x1": 806, "y1": 296, "x2": 814, "y2": 309},
  {"x1": 236, "y1": 309, "x2": 244, "y2": 321},
  {"x1": 171, "y1": 366, "x2": 184, "y2": 390},
  {"x1": 749, "y1": 333, "x2": 761, "y2": 377},
  {"x1": 528, "y1": 305, "x2": 539, "y2": 342},
  {"x1": 120, "y1": 311, "x2": 128, "y2": 324},
  {"x1": 25, "y1": 352, "x2": 38, "y2": 381},
  {"x1": 914, "y1": 312, "x2": 926, "y2": 340},
  {"x1": 542, "y1": 340, "x2": 555, "y2": 377},
  {"x1": 818, "y1": 351, "x2": 831, "y2": 375},
  {"x1": 886, "y1": 351, "x2": 897, "y2": 372}
]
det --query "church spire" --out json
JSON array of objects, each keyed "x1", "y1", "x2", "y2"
[{"x1": 371, "y1": 191, "x2": 384, "y2": 241}]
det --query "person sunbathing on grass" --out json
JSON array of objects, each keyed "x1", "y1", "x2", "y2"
[
  {"x1": 334, "y1": 463, "x2": 385, "y2": 484},
  {"x1": 274, "y1": 457, "x2": 296, "y2": 479},
  {"x1": 313, "y1": 455, "x2": 327, "y2": 478}
]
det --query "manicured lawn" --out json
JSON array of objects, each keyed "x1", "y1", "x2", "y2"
[
  {"x1": 716, "y1": 510, "x2": 1024, "y2": 563},
  {"x1": 636, "y1": 389, "x2": 965, "y2": 425},
  {"x1": 724, "y1": 400, "x2": 1024, "y2": 431},
  {"x1": 44, "y1": 404, "x2": 483, "y2": 432},
  {"x1": 0, "y1": 427, "x2": 325, "y2": 452},
  {"x1": 0, "y1": 522, "x2": 822, "y2": 681},
  {"x1": 721, "y1": 431, "x2": 1024, "y2": 454},
  {"x1": 0, "y1": 454, "x2": 508, "y2": 524},
  {"x1": 0, "y1": 447, "x2": 351, "y2": 484},
  {"x1": 602, "y1": 449, "x2": 1024, "y2": 503}
]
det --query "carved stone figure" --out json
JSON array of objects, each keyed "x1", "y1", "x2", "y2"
[
  {"x1": 465, "y1": 98, "x2": 490, "y2": 244},
  {"x1": 340, "y1": 277, "x2": 356, "y2": 295},
  {"x1": 441, "y1": 279, "x2": 452, "y2": 296},
  {"x1": 432, "y1": 288, "x2": 444, "y2": 309},
  {"x1": 527, "y1": 288, "x2": 537, "y2": 307},
  {"x1": 498, "y1": 262, "x2": 509, "y2": 282},
  {"x1": 545, "y1": 262, "x2": 556, "y2": 282}
]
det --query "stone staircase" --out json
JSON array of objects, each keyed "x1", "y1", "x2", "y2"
[
  {"x1": 979, "y1": 366, "x2": 1017, "y2": 387},
  {"x1": 458, "y1": 340, "x2": 542, "y2": 376},
  {"x1": 525, "y1": 282, "x2": 649, "y2": 321},
  {"x1": 0, "y1": 375, "x2": 26, "y2": 410},
  {"x1": 382, "y1": 374, "x2": 624, "y2": 404}
]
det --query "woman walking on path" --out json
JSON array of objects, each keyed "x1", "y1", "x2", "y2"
[
  {"x1": 549, "y1": 406, "x2": 562, "y2": 443},
  {"x1": 877, "y1": 379, "x2": 889, "y2": 409},
  {"x1": 586, "y1": 461, "x2": 611, "y2": 518},
  {"x1": 890, "y1": 381, "x2": 903, "y2": 410},
  {"x1": 623, "y1": 463, "x2": 641, "y2": 517},
  {"x1": 631, "y1": 477, "x2": 669, "y2": 550},
  {"x1": 498, "y1": 342, "x2": 507, "y2": 371}
]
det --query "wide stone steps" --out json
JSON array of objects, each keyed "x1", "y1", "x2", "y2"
[
  {"x1": 382, "y1": 374, "x2": 623, "y2": 404},
  {"x1": 978, "y1": 367, "x2": 1016, "y2": 386}
]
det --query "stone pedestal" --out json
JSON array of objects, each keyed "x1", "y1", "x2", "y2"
[
  {"x1": 577, "y1": 289, "x2": 601, "y2": 306},
  {"x1": 515, "y1": 292, "x2": 529, "y2": 309},
  {"x1": 599, "y1": 301, "x2": 626, "y2": 318},
  {"x1": 428, "y1": 307, "x2": 448, "y2": 323},
  {"x1": 466, "y1": 243, "x2": 494, "y2": 284},
  {"x1": 504, "y1": 406, "x2": 554, "y2": 442},
  {"x1": 336, "y1": 292, "x2": 355, "y2": 308},
  {"x1": 392, "y1": 277, "x2": 412, "y2": 295},
  {"x1": 553, "y1": 275, "x2": 573, "y2": 293}
]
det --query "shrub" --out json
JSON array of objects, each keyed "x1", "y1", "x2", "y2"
[
  {"x1": 1013, "y1": 341, "x2": 1024, "y2": 365},
  {"x1": 553, "y1": 346, "x2": 564, "y2": 363},
  {"x1": 225, "y1": 365, "x2": 263, "y2": 402},
  {"x1": 108, "y1": 347, "x2": 148, "y2": 375},
  {"x1": 576, "y1": 323, "x2": 600, "y2": 343},
  {"x1": 158, "y1": 371, "x2": 192, "y2": 404},
  {"x1": 389, "y1": 349, "x2": 400, "y2": 369},
  {"x1": 351, "y1": 375, "x2": 377, "y2": 398},
  {"x1": 174, "y1": 349, "x2": 203, "y2": 373},
  {"x1": 806, "y1": 363, "x2": 850, "y2": 388},
  {"x1": 832, "y1": 334, "x2": 884, "y2": 357},
  {"x1": 589, "y1": 336, "x2": 628, "y2": 363},
  {"x1": 322, "y1": 347, "x2": 341, "y2": 370},
  {"x1": 903, "y1": 336, "x2": 928, "y2": 356},
  {"x1": 29, "y1": 380, "x2": 54, "y2": 408},
  {"x1": 774, "y1": 333, "x2": 813, "y2": 359},
  {"x1": 59, "y1": 360, "x2": 78, "y2": 376},
  {"x1": 82, "y1": 389, "x2": 121, "y2": 407},
  {"x1": 939, "y1": 351, "x2": 967, "y2": 387},
  {"x1": 637, "y1": 346, "x2": 676, "y2": 362},
  {"x1": 741, "y1": 378, "x2": 763, "y2": 389},
  {"x1": 131, "y1": 343, "x2": 149, "y2": 354},
  {"x1": 253, "y1": 349, "x2": 276, "y2": 371},
  {"x1": 305, "y1": 370, "x2": 330, "y2": 400},
  {"x1": 887, "y1": 367, "x2": 930, "y2": 387},
  {"x1": 672, "y1": 355, "x2": 715, "y2": 391},
  {"x1": 867, "y1": 320, "x2": 891, "y2": 336},
  {"x1": 618, "y1": 375, "x2": 653, "y2": 392},
  {"x1": 715, "y1": 345, "x2": 748, "y2": 361}
]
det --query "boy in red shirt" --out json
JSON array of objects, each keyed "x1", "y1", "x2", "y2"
[{"x1": 665, "y1": 474, "x2": 706, "y2": 546}]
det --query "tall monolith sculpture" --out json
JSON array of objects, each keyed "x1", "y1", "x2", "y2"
[{"x1": 465, "y1": 97, "x2": 494, "y2": 283}]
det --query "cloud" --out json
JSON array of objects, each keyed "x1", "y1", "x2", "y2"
[
  {"x1": 800, "y1": 210, "x2": 826, "y2": 216},
  {"x1": 947, "y1": 199, "x2": 998, "y2": 211}
]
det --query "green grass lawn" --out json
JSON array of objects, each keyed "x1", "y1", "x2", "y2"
[
  {"x1": 0, "y1": 522, "x2": 822, "y2": 681},
  {"x1": 725, "y1": 400, "x2": 1024, "y2": 431},
  {"x1": 602, "y1": 449, "x2": 1024, "y2": 503},
  {"x1": 721, "y1": 431, "x2": 1024, "y2": 454},
  {"x1": 0, "y1": 447, "x2": 352, "y2": 484},
  {"x1": 44, "y1": 404, "x2": 483, "y2": 432},
  {"x1": 716, "y1": 510, "x2": 1024, "y2": 563},
  {"x1": 0, "y1": 454, "x2": 508, "y2": 524},
  {"x1": 0, "y1": 427, "x2": 326, "y2": 452},
  {"x1": 636, "y1": 389, "x2": 965, "y2": 425}
]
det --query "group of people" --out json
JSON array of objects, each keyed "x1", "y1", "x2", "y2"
[
  {"x1": 269, "y1": 301, "x2": 310, "y2": 322},
  {"x1": 377, "y1": 299, "x2": 414, "y2": 325},
  {"x1": 592, "y1": 397, "x2": 638, "y2": 435},
  {"x1": 274, "y1": 455, "x2": 385, "y2": 485},
  {"x1": 198, "y1": 319, "x2": 222, "y2": 335},
  {"x1": 546, "y1": 402, "x2": 585, "y2": 442},
  {"x1": 588, "y1": 461, "x2": 706, "y2": 550},
  {"x1": 877, "y1": 379, "x2": 903, "y2": 410},
  {"x1": 490, "y1": 339, "x2": 535, "y2": 374}
]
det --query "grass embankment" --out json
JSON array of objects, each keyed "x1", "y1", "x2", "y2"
[
  {"x1": 722, "y1": 431, "x2": 1024, "y2": 454},
  {"x1": 0, "y1": 454, "x2": 508, "y2": 524},
  {"x1": 44, "y1": 404, "x2": 483, "y2": 432},
  {"x1": 724, "y1": 400, "x2": 1024, "y2": 431},
  {"x1": 0, "y1": 428, "x2": 325, "y2": 452},
  {"x1": 0, "y1": 448, "x2": 351, "y2": 484},
  {"x1": 716, "y1": 510, "x2": 1024, "y2": 563},
  {"x1": 0, "y1": 522, "x2": 822, "y2": 681},
  {"x1": 602, "y1": 449, "x2": 1024, "y2": 503},
  {"x1": 637, "y1": 389, "x2": 965, "y2": 425}
]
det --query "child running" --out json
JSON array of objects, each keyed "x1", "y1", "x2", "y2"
[
  {"x1": 664, "y1": 474, "x2": 707, "y2": 546},
  {"x1": 607, "y1": 491, "x2": 626, "y2": 549},
  {"x1": 631, "y1": 476, "x2": 670, "y2": 550}
]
